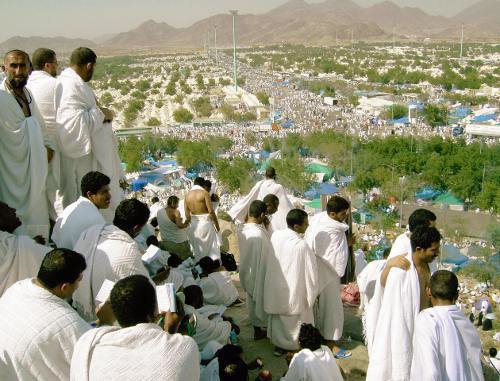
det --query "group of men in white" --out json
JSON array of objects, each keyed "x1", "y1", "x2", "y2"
[{"x1": 0, "y1": 45, "x2": 488, "y2": 381}]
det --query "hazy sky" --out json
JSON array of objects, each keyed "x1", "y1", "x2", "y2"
[{"x1": 0, "y1": 0, "x2": 480, "y2": 42}]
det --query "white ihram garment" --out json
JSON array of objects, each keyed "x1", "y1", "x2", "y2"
[
  {"x1": 228, "y1": 178, "x2": 293, "y2": 231},
  {"x1": 55, "y1": 68, "x2": 124, "y2": 217},
  {"x1": 27, "y1": 71, "x2": 62, "y2": 218},
  {"x1": 0, "y1": 278, "x2": 90, "y2": 381},
  {"x1": 72, "y1": 224, "x2": 150, "y2": 321},
  {"x1": 199, "y1": 271, "x2": 239, "y2": 307},
  {"x1": 51, "y1": 196, "x2": 105, "y2": 250},
  {"x1": 264, "y1": 229, "x2": 319, "y2": 350},
  {"x1": 281, "y1": 345, "x2": 344, "y2": 381},
  {"x1": 306, "y1": 212, "x2": 349, "y2": 341},
  {"x1": 365, "y1": 253, "x2": 420, "y2": 381},
  {"x1": 0, "y1": 231, "x2": 51, "y2": 296},
  {"x1": 410, "y1": 305, "x2": 484, "y2": 381},
  {"x1": 237, "y1": 222, "x2": 271, "y2": 327},
  {"x1": 187, "y1": 213, "x2": 220, "y2": 262},
  {"x1": 70, "y1": 323, "x2": 200, "y2": 381},
  {"x1": 184, "y1": 304, "x2": 231, "y2": 350},
  {"x1": 0, "y1": 81, "x2": 49, "y2": 230}
]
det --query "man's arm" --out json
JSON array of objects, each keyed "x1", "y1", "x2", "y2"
[
  {"x1": 205, "y1": 192, "x2": 220, "y2": 232},
  {"x1": 380, "y1": 254, "x2": 411, "y2": 287},
  {"x1": 174, "y1": 210, "x2": 189, "y2": 229}
]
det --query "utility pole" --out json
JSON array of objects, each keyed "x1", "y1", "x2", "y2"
[
  {"x1": 230, "y1": 10, "x2": 238, "y2": 92},
  {"x1": 460, "y1": 23, "x2": 464, "y2": 60},
  {"x1": 214, "y1": 25, "x2": 218, "y2": 65}
]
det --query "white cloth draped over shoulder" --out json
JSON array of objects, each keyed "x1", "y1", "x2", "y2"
[
  {"x1": 410, "y1": 305, "x2": 484, "y2": 381},
  {"x1": 306, "y1": 212, "x2": 349, "y2": 341},
  {"x1": 0, "y1": 278, "x2": 90, "y2": 381},
  {"x1": 0, "y1": 231, "x2": 51, "y2": 296},
  {"x1": 27, "y1": 71, "x2": 62, "y2": 218},
  {"x1": 365, "y1": 253, "x2": 421, "y2": 381},
  {"x1": 70, "y1": 323, "x2": 200, "y2": 381},
  {"x1": 237, "y1": 223, "x2": 271, "y2": 327},
  {"x1": 184, "y1": 304, "x2": 231, "y2": 350},
  {"x1": 281, "y1": 345, "x2": 344, "y2": 381},
  {"x1": 0, "y1": 81, "x2": 49, "y2": 230},
  {"x1": 265, "y1": 229, "x2": 318, "y2": 350},
  {"x1": 51, "y1": 196, "x2": 105, "y2": 250},
  {"x1": 72, "y1": 224, "x2": 150, "y2": 321},
  {"x1": 199, "y1": 271, "x2": 239, "y2": 307},
  {"x1": 187, "y1": 213, "x2": 220, "y2": 262},
  {"x1": 228, "y1": 178, "x2": 293, "y2": 231},
  {"x1": 357, "y1": 259, "x2": 386, "y2": 312},
  {"x1": 55, "y1": 68, "x2": 124, "y2": 214},
  {"x1": 389, "y1": 232, "x2": 438, "y2": 273}
]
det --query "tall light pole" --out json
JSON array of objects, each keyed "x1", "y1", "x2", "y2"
[
  {"x1": 214, "y1": 25, "x2": 218, "y2": 65},
  {"x1": 460, "y1": 23, "x2": 464, "y2": 60},
  {"x1": 230, "y1": 10, "x2": 238, "y2": 92}
]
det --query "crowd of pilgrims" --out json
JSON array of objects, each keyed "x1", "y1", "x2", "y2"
[{"x1": 0, "y1": 46, "x2": 488, "y2": 380}]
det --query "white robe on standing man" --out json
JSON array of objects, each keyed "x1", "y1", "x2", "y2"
[
  {"x1": 0, "y1": 81, "x2": 49, "y2": 232},
  {"x1": 55, "y1": 67, "x2": 124, "y2": 220},
  {"x1": 237, "y1": 222, "x2": 272, "y2": 328},
  {"x1": 306, "y1": 211, "x2": 349, "y2": 341},
  {"x1": 27, "y1": 70, "x2": 63, "y2": 219},
  {"x1": 264, "y1": 228, "x2": 319, "y2": 350},
  {"x1": 410, "y1": 305, "x2": 484, "y2": 381}
]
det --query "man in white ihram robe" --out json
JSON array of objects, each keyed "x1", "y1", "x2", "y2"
[
  {"x1": 55, "y1": 57, "x2": 123, "y2": 219},
  {"x1": 27, "y1": 49, "x2": 62, "y2": 219},
  {"x1": 72, "y1": 224, "x2": 150, "y2": 322},
  {"x1": 411, "y1": 305, "x2": 484, "y2": 381},
  {"x1": 237, "y1": 200, "x2": 272, "y2": 334},
  {"x1": 306, "y1": 210, "x2": 349, "y2": 342},
  {"x1": 0, "y1": 79, "x2": 49, "y2": 231},
  {"x1": 264, "y1": 216, "x2": 318, "y2": 351},
  {"x1": 228, "y1": 167, "x2": 293, "y2": 231},
  {"x1": 281, "y1": 345, "x2": 344, "y2": 381}
]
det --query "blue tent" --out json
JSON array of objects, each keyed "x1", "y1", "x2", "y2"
[
  {"x1": 282, "y1": 120, "x2": 294, "y2": 128},
  {"x1": 449, "y1": 107, "x2": 472, "y2": 119},
  {"x1": 473, "y1": 114, "x2": 496, "y2": 123},
  {"x1": 415, "y1": 187, "x2": 441, "y2": 200},
  {"x1": 131, "y1": 178, "x2": 148, "y2": 191},
  {"x1": 408, "y1": 102, "x2": 424, "y2": 110},
  {"x1": 304, "y1": 182, "x2": 339, "y2": 199},
  {"x1": 260, "y1": 150, "x2": 270, "y2": 159},
  {"x1": 390, "y1": 116, "x2": 409, "y2": 125}
]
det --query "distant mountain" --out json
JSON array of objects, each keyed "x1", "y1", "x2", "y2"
[
  {"x1": 0, "y1": 36, "x2": 96, "y2": 55},
  {"x1": 1, "y1": 0, "x2": 498, "y2": 51}
]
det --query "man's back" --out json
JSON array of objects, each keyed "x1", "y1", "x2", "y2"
[
  {"x1": 71, "y1": 323, "x2": 199, "y2": 381},
  {"x1": 185, "y1": 189, "x2": 209, "y2": 215},
  {"x1": 411, "y1": 305, "x2": 484, "y2": 381},
  {"x1": 0, "y1": 279, "x2": 89, "y2": 381},
  {"x1": 27, "y1": 71, "x2": 58, "y2": 144}
]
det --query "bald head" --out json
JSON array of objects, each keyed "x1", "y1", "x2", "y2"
[{"x1": 2, "y1": 50, "x2": 30, "y2": 90}]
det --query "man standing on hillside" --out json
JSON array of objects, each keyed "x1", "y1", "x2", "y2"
[
  {"x1": 0, "y1": 50, "x2": 50, "y2": 232},
  {"x1": 27, "y1": 48, "x2": 62, "y2": 219},
  {"x1": 55, "y1": 47, "x2": 124, "y2": 221},
  {"x1": 185, "y1": 177, "x2": 220, "y2": 262}
]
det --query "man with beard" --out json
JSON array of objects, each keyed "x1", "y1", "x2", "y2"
[
  {"x1": 27, "y1": 48, "x2": 62, "y2": 219},
  {"x1": 55, "y1": 47, "x2": 124, "y2": 221},
  {"x1": 0, "y1": 50, "x2": 50, "y2": 232}
]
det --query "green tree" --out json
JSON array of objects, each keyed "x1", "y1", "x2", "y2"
[
  {"x1": 193, "y1": 97, "x2": 213, "y2": 117},
  {"x1": 423, "y1": 104, "x2": 448, "y2": 127},
  {"x1": 244, "y1": 131, "x2": 257, "y2": 146},
  {"x1": 165, "y1": 81, "x2": 176, "y2": 96},
  {"x1": 146, "y1": 117, "x2": 161, "y2": 127},
  {"x1": 269, "y1": 157, "x2": 313, "y2": 194},
  {"x1": 173, "y1": 107, "x2": 194, "y2": 123},
  {"x1": 195, "y1": 74, "x2": 205, "y2": 90},
  {"x1": 155, "y1": 100, "x2": 164, "y2": 108},
  {"x1": 215, "y1": 157, "x2": 255, "y2": 193},
  {"x1": 118, "y1": 136, "x2": 143, "y2": 172},
  {"x1": 220, "y1": 103, "x2": 235, "y2": 121},
  {"x1": 256, "y1": 91, "x2": 270, "y2": 105},
  {"x1": 100, "y1": 92, "x2": 113, "y2": 107},
  {"x1": 176, "y1": 141, "x2": 213, "y2": 169},
  {"x1": 174, "y1": 94, "x2": 184, "y2": 104},
  {"x1": 349, "y1": 95, "x2": 359, "y2": 107},
  {"x1": 136, "y1": 80, "x2": 150, "y2": 92}
]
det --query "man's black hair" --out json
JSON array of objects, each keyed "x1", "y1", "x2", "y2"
[
  {"x1": 326, "y1": 195, "x2": 350, "y2": 214},
  {"x1": 70, "y1": 47, "x2": 97, "y2": 66},
  {"x1": 37, "y1": 249, "x2": 86, "y2": 289},
  {"x1": 151, "y1": 196, "x2": 159, "y2": 204},
  {"x1": 110, "y1": 275, "x2": 156, "y2": 328},
  {"x1": 146, "y1": 235, "x2": 159, "y2": 246},
  {"x1": 249, "y1": 200, "x2": 267, "y2": 218},
  {"x1": 31, "y1": 48, "x2": 56, "y2": 70},
  {"x1": 286, "y1": 208, "x2": 308, "y2": 229},
  {"x1": 4, "y1": 49, "x2": 29, "y2": 63},
  {"x1": 199, "y1": 256, "x2": 217, "y2": 272},
  {"x1": 298, "y1": 323, "x2": 323, "y2": 352},
  {"x1": 167, "y1": 254, "x2": 182, "y2": 268},
  {"x1": 183, "y1": 285, "x2": 203, "y2": 309},
  {"x1": 265, "y1": 167, "x2": 276, "y2": 179},
  {"x1": 219, "y1": 358, "x2": 249, "y2": 381},
  {"x1": 410, "y1": 226, "x2": 441, "y2": 251},
  {"x1": 113, "y1": 199, "x2": 150, "y2": 232},
  {"x1": 81, "y1": 171, "x2": 110, "y2": 196},
  {"x1": 263, "y1": 194, "x2": 279, "y2": 205},
  {"x1": 430, "y1": 270, "x2": 459, "y2": 302},
  {"x1": 167, "y1": 195, "x2": 179, "y2": 207},
  {"x1": 194, "y1": 177, "x2": 205, "y2": 186},
  {"x1": 408, "y1": 208, "x2": 437, "y2": 232},
  {"x1": 204, "y1": 179, "x2": 212, "y2": 190}
]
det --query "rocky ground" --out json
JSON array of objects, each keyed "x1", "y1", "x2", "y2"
[{"x1": 218, "y1": 221, "x2": 499, "y2": 380}]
